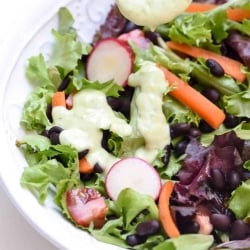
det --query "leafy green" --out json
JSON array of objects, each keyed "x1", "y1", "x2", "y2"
[
  {"x1": 20, "y1": 87, "x2": 53, "y2": 132},
  {"x1": 223, "y1": 90, "x2": 250, "y2": 118},
  {"x1": 156, "y1": 0, "x2": 250, "y2": 48},
  {"x1": 57, "y1": 7, "x2": 75, "y2": 35},
  {"x1": 162, "y1": 95, "x2": 200, "y2": 126},
  {"x1": 228, "y1": 179, "x2": 250, "y2": 221},
  {"x1": 48, "y1": 30, "x2": 84, "y2": 75},
  {"x1": 75, "y1": 78, "x2": 124, "y2": 97},
  {"x1": 26, "y1": 54, "x2": 55, "y2": 88},
  {"x1": 18, "y1": 134, "x2": 81, "y2": 204},
  {"x1": 153, "y1": 234, "x2": 214, "y2": 250}
]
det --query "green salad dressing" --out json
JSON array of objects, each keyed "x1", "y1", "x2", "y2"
[
  {"x1": 116, "y1": 0, "x2": 192, "y2": 30},
  {"x1": 52, "y1": 89, "x2": 131, "y2": 172},
  {"x1": 128, "y1": 62, "x2": 170, "y2": 162}
]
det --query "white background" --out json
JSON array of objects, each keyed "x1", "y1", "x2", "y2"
[{"x1": 0, "y1": 1, "x2": 57, "y2": 249}]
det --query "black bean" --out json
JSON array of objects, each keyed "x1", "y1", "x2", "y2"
[
  {"x1": 41, "y1": 129, "x2": 49, "y2": 138},
  {"x1": 162, "y1": 145, "x2": 171, "y2": 165},
  {"x1": 224, "y1": 114, "x2": 240, "y2": 128},
  {"x1": 144, "y1": 30, "x2": 160, "y2": 45},
  {"x1": 210, "y1": 168, "x2": 226, "y2": 190},
  {"x1": 179, "y1": 221, "x2": 200, "y2": 234},
  {"x1": 93, "y1": 163, "x2": 104, "y2": 173},
  {"x1": 48, "y1": 126, "x2": 63, "y2": 136},
  {"x1": 206, "y1": 59, "x2": 225, "y2": 77},
  {"x1": 202, "y1": 87, "x2": 220, "y2": 103},
  {"x1": 227, "y1": 170, "x2": 241, "y2": 190},
  {"x1": 170, "y1": 123, "x2": 191, "y2": 138},
  {"x1": 188, "y1": 127, "x2": 202, "y2": 138},
  {"x1": 242, "y1": 171, "x2": 250, "y2": 181},
  {"x1": 46, "y1": 103, "x2": 53, "y2": 123},
  {"x1": 80, "y1": 173, "x2": 94, "y2": 182},
  {"x1": 126, "y1": 234, "x2": 146, "y2": 246},
  {"x1": 210, "y1": 213, "x2": 231, "y2": 232},
  {"x1": 58, "y1": 71, "x2": 73, "y2": 91},
  {"x1": 78, "y1": 149, "x2": 89, "y2": 159},
  {"x1": 230, "y1": 220, "x2": 249, "y2": 240},
  {"x1": 174, "y1": 139, "x2": 189, "y2": 158},
  {"x1": 50, "y1": 132, "x2": 60, "y2": 145},
  {"x1": 199, "y1": 120, "x2": 214, "y2": 133},
  {"x1": 136, "y1": 219, "x2": 161, "y2": 237}
]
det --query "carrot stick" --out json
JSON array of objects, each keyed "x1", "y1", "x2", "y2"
[
  {"x1": 79, "y1": 157, "x2": 93, "y2": 174},
  {"x1": 227, "y1": 8, "x2": 250, "y2": 22},
  {"x1": 166, "y1": 41, "x2": 246, "y2": 82},
  {"x1": 186, "y1": 3, "x2": 250, "y2": 22},
  {"x1": 186, "y1": 2, "x2": 215, "y2": 13},
  {"x1": 159, "y1": 65, "x2": 226, "y2": 129},
  {"x1": 158, "y1": 180, "x2": 180, "y2": 238},
  {"x1": 52, "y1": 91, "x2": 66, "y2": 108}
]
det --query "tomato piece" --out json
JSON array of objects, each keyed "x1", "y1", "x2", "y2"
[{"x1": 66, "y1": 187, "x2": 108, "y2": 228}]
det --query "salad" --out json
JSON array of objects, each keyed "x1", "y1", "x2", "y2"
[{"x1": 17, "y1": 0, "x2": 250, "y2": 249}]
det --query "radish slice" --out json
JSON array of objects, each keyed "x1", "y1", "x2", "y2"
[
  {"x1": 86, "y1": 38, "x2": 134, "y2": 87},
  {"x1": 105, "y1": 157, "x2": 162, "y2": 200}
]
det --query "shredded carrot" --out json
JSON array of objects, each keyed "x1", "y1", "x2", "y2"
[
  {"x1": 52, "y1": 91, "x2": 66, "y2": 108},
  {"x1": 159, "y1": 65, "x2": 226, "y2": 129},
  {"x1": 79, "y1": 157, "x2": 93, "y2": 174},
  {"x1": 186, "y1": 2, "x2": 250, "y2": 22},
  {"x1": 166, "y1": 41, "x2": 246, "y2": 82},
  {"x1": 158, "y1": 181, "x2": 180, "y2": 238}
]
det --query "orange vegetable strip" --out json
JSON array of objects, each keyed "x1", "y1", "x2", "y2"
[
  {"x1": 159, "y1": 65, "x2": 226, "y2": 129},
  {"x1": 52, "y1": 91, "x2": 66, "y2": 108},
  {"x1": 186, "y1": 3, "x2": 250, "y2": 22},
  {"x1": 186, "y1": 2, "x2": 215, "y2": 12},
  {"x1": 166, "y1": 41, "x2": 246, "y2": 82},
  {"x1": 158, "y1": 181, "x2": 180, "y2": 238},
  {"x1": 79, "y1": 157, "x2": 94, "y2": 174},
  {"x1": 227, "y1": 8, "x2": 250, "y2": 22}
]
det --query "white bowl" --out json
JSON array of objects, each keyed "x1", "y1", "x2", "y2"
[{"x1": 0, "y1": 0, "x2": 124, "y2": 249}]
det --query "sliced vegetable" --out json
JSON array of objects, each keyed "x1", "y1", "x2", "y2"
[
  {"x1": 79, "y1": 157, "x2": 94, "y2": 174},
  {"x1": 105, "y1": 157, "x2": 162, "y2": 200},
  {"x1": 86, "y1": 38, "x2": 134, "y2": 87},
  {"x1": 158, "y1": 180, "x2": 180, "y2": 238},
  {"x1": 186, "y1": 3, "x2": 250, "y2": 22},
  {"x1": 159, "y1": 66, "x2": 226, "y2": 129},
  {"x1": 51, "y1": 91, "x2": 66, "y2": 107},
  {"x1": 166, "y1": 41, "x2": 246, "y2": 82}
]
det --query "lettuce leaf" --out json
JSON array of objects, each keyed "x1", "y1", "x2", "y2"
[
  {"x1": 153, "y1": 234, "x2": 214, "y2": 250},
  {"x1": 223, "y1": 90, "x2": 250, "y2": 118},
  {"x1": 228, "y1": 179, "x2": 250, "y2": 221},
  {"x1": 26, "y1": 54, "x2": 55, "y2": 88},
  {"x1": 18, "y1": 134, "x2": 81, "y2": 204},
  {"x1": 20, "y1": 86, "x2": 53, "y2": 132}
]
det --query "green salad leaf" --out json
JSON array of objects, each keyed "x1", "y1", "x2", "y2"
[
  {"x1": 229, "y1": 179, "x2": 250, "y2": 221},
  {"x1": 20, "y1": 87, "x2": 53, "y2": 132},
  {"x1": 154, "y1": 234, "x2": 214, "y2": 250}
]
